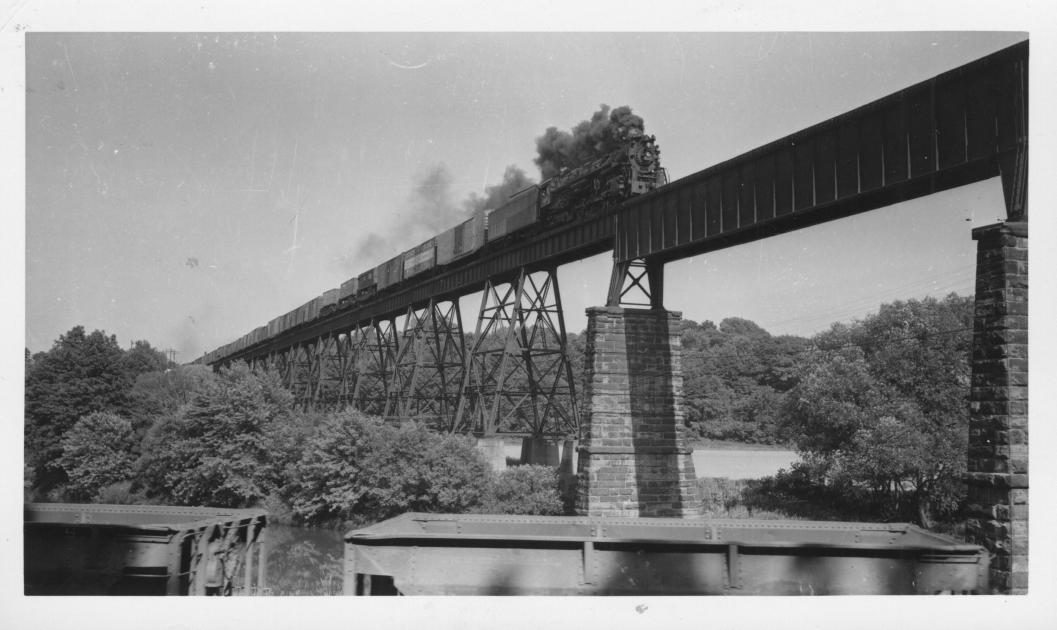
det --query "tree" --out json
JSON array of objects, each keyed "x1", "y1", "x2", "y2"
[
  {"x1": 481, "y1": 465, "x2": 564, "y2": 515},
  {"x1": 25, "y1": 327, "x2": 130, "y2": 492},
  {"x1": 779, "y1": 294, "x2": 973, "y2": 525},
  {"x1": 127, "y1": 364, "x2": 218, "y2": 446},
  {"x1": 678, "y1": 318, "x2": 807, "y2": 443},
  {"x1": 58, "y1": 412, "x2": 137, "y2": 501},
  {"x1": 25, "y1": 328, "x2": 176, "y2": 495},
  {"x1": 138, "y1": 364, "x2": 297, "y2": 507},
  {"x1": 290, "y1": 412, "x2": 492, "y2": 526},
  {"x1": 118, "y1": 340, "x2": 172, "y2": 382}
]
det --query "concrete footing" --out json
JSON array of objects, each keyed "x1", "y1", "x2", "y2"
[{"x1": 474, "y1": 437, "x2": 509, "y2": 471}]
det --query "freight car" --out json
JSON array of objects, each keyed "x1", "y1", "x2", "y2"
[
  {"x1": 25, "y1": 503, "x2": 267, "y2": 596},
  {"x1": 436, "y1": 208, "x2": 488, "y2": 265},
  {"x1": 403, "y1": 238, "x2": 437, "y2": 279},
  {"x1": 201, "y1": 131, "x2": 667, "y2": 363},
  {"x1": 345, "y1": 513, "x2": 990, "y2": 596}
]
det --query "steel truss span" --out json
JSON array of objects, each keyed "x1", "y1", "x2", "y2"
[{"x1": 208, "y1": 42, "x2": 1027, "y2": 435}]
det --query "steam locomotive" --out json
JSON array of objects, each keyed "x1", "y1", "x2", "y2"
[{"x1": 200, "y1": 132, "x2": 667, "y2": 364}]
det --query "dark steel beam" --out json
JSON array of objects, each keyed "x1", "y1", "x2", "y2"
[{"x1": 615, "y1": 41, "x2": 1027, "y2": 264}]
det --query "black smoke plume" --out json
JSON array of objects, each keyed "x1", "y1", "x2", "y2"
[
  {"x1": 408, "y1": 164, "x2": 463, "y2": 233},
  {"x1": 463, "y1": 165, "x2": 536, "y2": 214},
  {"x1": 534, "y1": 104, "x2": 645, "y2": 180}
]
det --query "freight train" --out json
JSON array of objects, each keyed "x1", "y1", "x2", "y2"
[{"x1": 200, "y1": 131, "x2": 667, "y2": 365}]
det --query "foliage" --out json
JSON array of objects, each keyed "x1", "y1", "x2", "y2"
[
  {"x1": 119, "y1": 340, "x2": 172, "y2": 381},
  {"x1": 778, "y1": 294, "x2": 973, "y2": 525},
  {"x1": 480, "y1": 465, "x2": 564, "y2": 516},
  {"x1": 264, "y1": 525, "x2": 344, "y2": 596},
  {"x1": 58, "y1": 411, "x2": 138, "y2": 501},
  {"x1": 290, "y1": 412, "x2": 492, "y2": 526},
  {"x1": 26, "y1": 327, "x2": 132, "y2": 492},
  {"x1": 138, "y1": 364, "x2": 297, "y2": 507},
  {"x1": 95, "y1": 480, "x2": 155, "y2": 505},
  {"x1": 678, "y1": 318, "x2": 810, "y2": 444},
  {"x1": 696, "y1": 476, "x2": 752, "y2": 514},
  {"x1": 128, "y1": 364, "x2": 217, "y2": 421}
]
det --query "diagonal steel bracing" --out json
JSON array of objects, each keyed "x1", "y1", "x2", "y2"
[
  {"x1": 385, "y1": 300, "x2": 466, "y2": 430},
  {"x1": 351, "y1": 318, "x2": 399, "y2": 416},
  {"x1": 456, "y1": 267, "x2": 579, "y2": 438},
  {"x1": 607, "y1": 257, "x2": 664, "y2": 308}
]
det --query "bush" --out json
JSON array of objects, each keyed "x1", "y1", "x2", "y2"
[
  {"x1": 290, "y1": 412, "x2": 493, "y2": 526},
  {"x1": 696, "y1": 477, "x2": 751, "y2": 514},
  {"x1": 736, "y1": 462, "x2": 919, "y2": 522},
  {"x1": 481, "y1": 465, "x2": 564, "y2": 515},
  {"x1": 137, "y1": 364, "x2": 296, "y2": 507},
  {"x1": 95, "y1": 480, "x2": 154, "y2": 505},
  {"x1": 58, "y1": 411, "x2": 137, "y2": 501}
]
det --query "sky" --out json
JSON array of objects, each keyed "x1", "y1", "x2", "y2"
[{"x1": 22, "y1": 30, "x2": 1027, "y2": 360}]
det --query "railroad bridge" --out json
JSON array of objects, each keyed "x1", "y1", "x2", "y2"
[{"x1": 204, "y1": 42, "x2": 1028, "y2": 593}]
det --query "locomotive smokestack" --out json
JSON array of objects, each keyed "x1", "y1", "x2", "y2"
[{"x1": 534, "y1": 104, "x2": 646, "y2": 180}]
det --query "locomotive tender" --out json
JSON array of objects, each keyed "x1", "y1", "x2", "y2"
[{"x1": 200, "y1": 132, "x2": 667, "y2": 365}]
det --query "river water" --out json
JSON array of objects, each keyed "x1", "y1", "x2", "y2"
[{"x1": 262, "y1": 447, "x2": 799, "y2": 595}]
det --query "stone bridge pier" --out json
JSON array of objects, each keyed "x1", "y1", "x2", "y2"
[
  {"x1": 966, "y1": 221, "x2": 1028, "y2": 595},
  {"x1": 575, "y1": 306, "x2": 701, "y2": 517}
]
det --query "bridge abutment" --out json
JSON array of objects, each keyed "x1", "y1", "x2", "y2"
[
  {"x1": 966, "y1": 221, "x2": 1028, "y2": 595},
  {"x1": 576, "y1": 306, "x2": 700, "y2": 517}
]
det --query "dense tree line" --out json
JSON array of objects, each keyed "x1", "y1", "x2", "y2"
[
  {"x1": 25, "y1": 292, "x2": 973, "y2": 528},
  {"x1": 677, "y1": 317, "x2": 812, "y2": 443},
  {"x1": 25, "y1": 336, "x2": 566, "y2": 525}
]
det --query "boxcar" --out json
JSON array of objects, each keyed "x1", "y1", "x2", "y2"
[
  {"x1": 437, "y1": 209, "x2": 488, "y2": 265},
  {"x1": 375, "y1": 254, "x2": 404, "y2": 292},
  {"x1": 301, "y1": 297, "x2": 321, "y2": 324},
  {"x1": 339, "y1": 277, "x2": 359, "y2": 302},
  {"x1": 320, "y1": 288, "x2": 340, "y2": 314},
  {"x1": 357, "y1": 268, "x2": 377, "y2": 297},
  {"x1": 486, "y1": 186, "x2": 539, "y2": 242},
  {"x1": 403, "y1": 238, "x2": 437, "y2": 279}
]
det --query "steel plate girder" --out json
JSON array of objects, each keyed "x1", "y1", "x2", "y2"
[{"x1": 614, "y1": 41, "x2": 1027, "y2": 264}]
